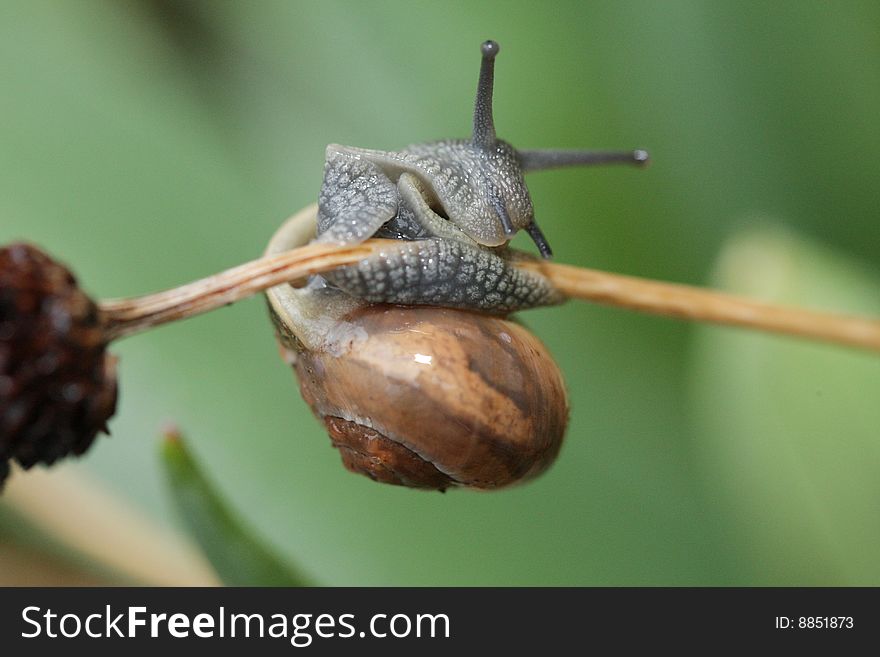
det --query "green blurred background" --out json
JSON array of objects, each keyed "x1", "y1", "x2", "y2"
[{"x1": 2, "y1": 0, "x2": 879, "y2": 585}]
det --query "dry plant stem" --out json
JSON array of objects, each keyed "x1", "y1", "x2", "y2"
[
  {"x1": 100, "y1": 229, "x2": 880, "y2": 352},
  {"x1": 520, "y1": 261, "x2": 880, "y2": 352},
  {"x1": 101, "y1": 241, "x2": 382, "y2": 340}
]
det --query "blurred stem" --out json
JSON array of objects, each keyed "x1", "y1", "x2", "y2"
[
  {"x1": 2, "y1": 464, "x2": 218, "y2": 585},
  {"x1": 100, "y1": 205, "x2": 880, "y2": 352}
]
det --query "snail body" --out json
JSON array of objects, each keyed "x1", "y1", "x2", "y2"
[
  {"x1": 266, "y1": 40, "x2": 647, "y2": 490},
  {"x1": 312, "y1": 40, "x2": 646, "y2": 313}
]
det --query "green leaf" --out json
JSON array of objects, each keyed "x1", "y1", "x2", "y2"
[
  {"x1": 688, "y1": 224, "x2": 880, "y2": 585},
  {"x1": 160, "y1": 429, "x2": 311, "y2": 586}
]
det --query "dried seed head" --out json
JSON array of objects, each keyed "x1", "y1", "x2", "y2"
[{"x1": 0, "y1": 243, "x2": 118, "y2": 487}]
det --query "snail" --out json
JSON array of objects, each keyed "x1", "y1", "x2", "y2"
[
  {"x1": 266, "y1": 206, "x2": 569, "y2": 491},
  {"x1": 265, "y1": 41, "x2": 648, "y2": 490}
]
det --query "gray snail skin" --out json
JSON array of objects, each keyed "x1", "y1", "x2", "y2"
[
  {"x1": 266, "y1": 40, "x2": 647, "y2": 490},
  {"x1": 314, "y1": 40, "x2": 647, "y2": 313}
]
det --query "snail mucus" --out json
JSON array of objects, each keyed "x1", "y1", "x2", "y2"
[{"x1": 265, "y1": 41, "x2": 648, "y2": 491}]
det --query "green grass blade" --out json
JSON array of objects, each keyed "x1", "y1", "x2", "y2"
[{"x1": 160, "y1": 429, "x2": 311, "y2": 586}]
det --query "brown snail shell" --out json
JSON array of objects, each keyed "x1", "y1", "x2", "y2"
[{"x1": 265, "y1": 207, "x2": 568, "y2": 491}]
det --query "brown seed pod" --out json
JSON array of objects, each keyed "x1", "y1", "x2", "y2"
[
  {"x1": 265, "y1": 210, "x2": 569, "y2": 491},
  {"x1": 0, "y1": 243, "x2": 118, "y2": 487}
]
